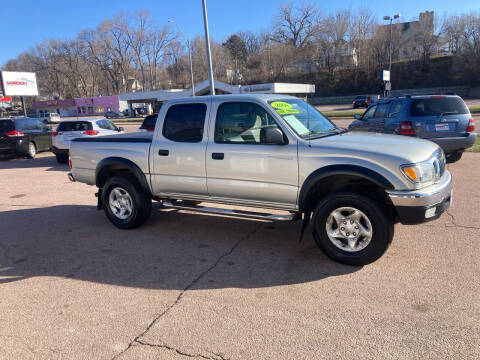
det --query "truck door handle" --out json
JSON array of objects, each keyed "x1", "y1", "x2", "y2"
[
  {"x1": 212, "y1": 152, "x2": 224, "y2": 160},
  {"x1": 158, "y1": 149, "x2": 169, "y2": 156}
]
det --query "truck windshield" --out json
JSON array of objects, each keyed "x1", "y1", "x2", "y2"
[{"x1": 268, "y1": 99, "x2": 337, "y2": 139}]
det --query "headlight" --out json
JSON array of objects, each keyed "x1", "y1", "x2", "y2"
[{"x1": 401, "y1": 161, "x2": 435, "y2": 183}]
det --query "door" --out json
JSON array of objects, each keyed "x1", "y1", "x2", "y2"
[
  {"x1": 151, "y1": 101, "x2": 210, "y2": 198},
  {"x1": 352, "y1": 105, "x2": 377, "y2": 131},
  {"x1": 36, "y1": 120, "x2": 52, "y2": 150},
  {"x1": 384, "y1": 100, "x2": 404, "y2": 133},
  {"x1": 370, "y1": 103, "x2": 389, "y2": 133},
  {"x1": 206, "y1": 101, "x2": 299, "y2": 209}
]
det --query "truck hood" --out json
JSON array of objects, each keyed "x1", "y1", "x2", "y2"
[{"x1": 308, "y1": 131, "x2": 439, "y2": 163}]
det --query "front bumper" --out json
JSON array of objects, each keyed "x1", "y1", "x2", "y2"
[
  {"x1": 387, "y1": 171, "x2": 453, "y2": 224},
  {"x1": 428, "y1": 133, "x2": 477, "y2": 152}
]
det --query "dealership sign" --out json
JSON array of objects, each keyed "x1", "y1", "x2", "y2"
[{"x1": 1, "y1": 71, "x2": 39, "y2": 96}]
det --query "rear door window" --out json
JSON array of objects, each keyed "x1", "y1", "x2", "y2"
[
  {"x1": 410, "y1": 97, "x2": 469, "y2": 116},
  {"x1": 374, "y1": 103, "x2": 389, "y2": 118},
  {"x1": 15, "y1": 119, "x2": 30, "y2": 131},
  {"x1": 388, "y1": 101, "x2": 403, "y2": 118},
  {"x1": 97, "y1": 119, "x2": 117, "y2": 130},
  {"x1": 163, "y1": 103, "x2": 207, "y2": 142},
  {"x1": 57, "y1": 122, "x2": 93, "y2": 132}
]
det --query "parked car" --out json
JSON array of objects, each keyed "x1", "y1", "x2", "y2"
[
  {"x1": 39, "y1": 112, "x2": 61, "y2": 124},
  {"x1": 135, "y1": 107, "x2": 149, "y2": 116},
  {"x1": 353, "y1": 95, "x2": 371, "y2": 109},
  {"x1": 104, "y1": 111, "x2": 123, "y2": 119},
  {"x1": 0, "y1": 117, "x2": 52, "y2": 158},
  {"x1": 68, "y1": 94, "x2": 452, "y2": 266},
  {"x1": 348, "y1": 95, "x2": 477, "y2": 163},
  {"x1": 138, "y1": 114, "x2": 158, "y2": 132},
  {"x1": 52, "y1": 119, "x2": 124, "y2": 163}
]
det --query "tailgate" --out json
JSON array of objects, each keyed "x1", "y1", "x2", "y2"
[{"x1": 410, "y1": 97, "x2": 471, "y2": 139}]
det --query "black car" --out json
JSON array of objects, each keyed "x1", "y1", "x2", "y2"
[
  {"x1": 0, "y1": 118, "x2": 52, "y2": 159},
  {"x1": 138, "y1": 114, "x2": 158, "y2": 132},
  {"x1": 353, "y1": 95, "x2": 371, "y2": 109},
  {"x1": 104, "y1": 111, "x2": 123, "y2": 119}
]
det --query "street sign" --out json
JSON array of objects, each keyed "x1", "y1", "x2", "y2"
[
  {"x1": 0, "y1": 96, "x2": 12, "y2": 102},
  {"x1": 1, "y1": 71, "x2": 38, "y2": 96},
  {"x1": 382, "y1": 70, "x2": 390, "y2": 82}
]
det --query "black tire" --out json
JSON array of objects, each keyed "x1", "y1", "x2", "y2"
[
  {"x1": 446, "y1": 151, "x2": 463, "y2": 163},
  {"x1": 312, "y1": 192, "x2": 394, "y2": 266},
  {"x1": 102, "y1": 176, "x2": 152, "y2": 229},
  {"x1": 55, "y1": 153, "x2": 69, "y2": 164},
  {"x1": 27, "y1": 142, "x2": 37, "y2": 159}
]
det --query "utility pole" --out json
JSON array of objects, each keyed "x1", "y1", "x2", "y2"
[
  {"x1": 21, "y1": 96, "x2": 26, "y2": 116},
  {"x1": 202, "y1": 0, "x2": 215, "y2": 95}
]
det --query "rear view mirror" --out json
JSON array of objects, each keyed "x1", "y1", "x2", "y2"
[
  {"x1": 354, "y1": 114, "x2": 362, "y2": 120},
  {"x1": 261, "y1": 126, "x2": 286, "y2": 145},
  {"x1": 117, "y1": 127, "x2": 124, "y2": 132}
]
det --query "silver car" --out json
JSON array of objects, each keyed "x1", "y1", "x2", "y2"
[{"x1": 52, "y1": 118, "x2": 124, "y2": 163}]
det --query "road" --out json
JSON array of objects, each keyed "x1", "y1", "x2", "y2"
[{"x1": 0, "y1": 142, "x2": 479, "y2": 359}]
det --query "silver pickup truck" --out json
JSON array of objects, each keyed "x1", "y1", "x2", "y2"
[{"x1": 69, "y1": 94, "x2": 452, "y2": 265}]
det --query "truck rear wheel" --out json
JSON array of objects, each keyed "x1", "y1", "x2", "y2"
[
  {"x1": 102, "y1": 176, "x2": 152, "y2": 229},
  {"x1": 312, "y1": 192, "x2": 393, "y2": 266}
]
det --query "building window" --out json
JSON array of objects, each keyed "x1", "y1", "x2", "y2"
[{"x1": 95, "y1": 106, "x2": 105, "y2": 113}]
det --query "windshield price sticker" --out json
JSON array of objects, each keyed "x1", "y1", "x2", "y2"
[
  {"x1": 283, "y1": 115, "x2": 310, "y2": 136},
  {"x1": 271, "y1": 101, "x2": 300, "y2": 115}
]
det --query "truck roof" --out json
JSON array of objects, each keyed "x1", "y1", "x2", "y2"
[{"x1": 165, "y1": 93, "x2": 298, "y2": 103}]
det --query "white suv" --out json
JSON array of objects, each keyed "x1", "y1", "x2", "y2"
[
  {"x1": 52, "y1": 118, "x2": 124, "y2": 163},
  {"x1": 39, "y1": 112, "x2": 61, "y2": 124}
]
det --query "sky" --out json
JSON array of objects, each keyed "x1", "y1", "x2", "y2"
[{"x1": 2, "y1": 0, "x2": 479, "y2": 65}]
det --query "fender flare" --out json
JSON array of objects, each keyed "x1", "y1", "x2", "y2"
[
  {"x1": 95, "y1": 157, "x2": 151, "y2": 197},
  {"x1": 298, "y1": 165, "x2": 394, "y2": 212}
]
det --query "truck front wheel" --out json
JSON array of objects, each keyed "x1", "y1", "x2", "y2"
[
  {"x1": 102, "y1": 176, "x2": 152, "y2": 229},
  {"x1": 312, "y1": 192, "x2": 393, "y2": 266}
]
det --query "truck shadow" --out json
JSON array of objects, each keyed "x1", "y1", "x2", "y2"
[
  {"x1": 0, "y1": 205, "x2": 359, "y2": 290},
  {"x1": 0, "y1": 154, "x2": 69, "y2": 172}
]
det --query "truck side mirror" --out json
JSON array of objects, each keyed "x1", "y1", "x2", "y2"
[{"x1": 261, "y1": 126, "x2": 286, "y2": 145}]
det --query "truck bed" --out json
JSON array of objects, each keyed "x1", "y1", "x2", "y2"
[{"x1": 70, "y1": 132, "x2": 153, "y2": 185}]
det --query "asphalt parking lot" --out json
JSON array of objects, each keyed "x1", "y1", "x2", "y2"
[{"x1": 1, "y1": 133, "x2": 479, "y2": 359}]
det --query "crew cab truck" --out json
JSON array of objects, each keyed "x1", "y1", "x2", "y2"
[{"x1": 68, "y1": 94, "x2": 452, "y2": 266}]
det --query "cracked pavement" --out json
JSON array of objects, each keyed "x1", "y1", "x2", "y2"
[{"x1": 0, "y1": 125, "x2": 479, "y2": 359}]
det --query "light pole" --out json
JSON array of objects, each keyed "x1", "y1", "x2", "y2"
[
  {"x1": 168, "y1": 20, "x2": 195, "y2": 97},
  {"x1": 383, "y1": 14, "x2": 401, "y2": 73},
  {"x1": 202, "y1": 0, "x2": 215, "y2": 95},
  {"x1": 383, "y1": 14, "x2": 400, "y2": 97}
]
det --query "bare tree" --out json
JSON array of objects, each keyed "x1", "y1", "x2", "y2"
[{"x1": 272, "y1": 1, "x2": 321, "y2": 48}]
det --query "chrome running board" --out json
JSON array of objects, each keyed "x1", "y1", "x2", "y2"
[{"x1": 162, "y1": 201, "x2": 298, "y2": 221}]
